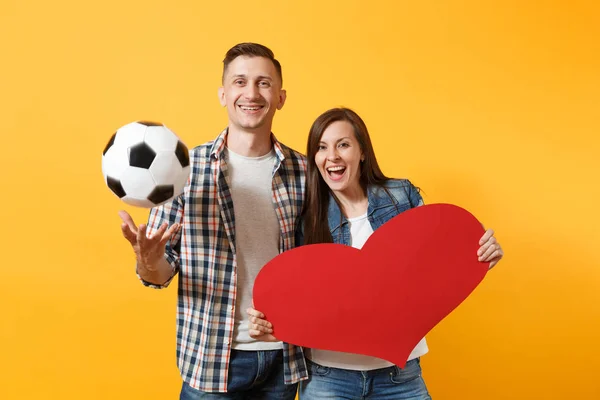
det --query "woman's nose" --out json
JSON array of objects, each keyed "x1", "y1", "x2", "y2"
[{"x1": 326, "y1": 149, "x2": 340, "y2": 161}]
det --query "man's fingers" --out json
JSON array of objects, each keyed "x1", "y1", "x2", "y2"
[
  {"x1": 250, "y1": 316, "x2": 273, "y2": 329},
  {"x1": 251, "y1": 322, "x2": 273, "y2": 334},
  {"x1": 159, "y1": 223, "x2": 180, "y2": 246},
  {"x1": 118, "y1": 210, "x2": 138, "y2": 233},
  {"x1": 137, "y1": 224, "x2": 149, "y2": 247},
  {"x1": 249, "y1": 328, "x2": 269, "y2": 338},
  {"x1": 246, "y1": 307, "x2": 265, "y2": 319},
  {"x1": 246, "y1": 308, "x2": 273, "y2": 332},
  {"x1": 249, "y1": 328, "x2": 261, "y2": 338},
  {"x1": 151, "y1": 222, "x2": 169, "y2": 242},
  {"x1": 120, "y1": 223, "x2": 137, "y2": 244},
  {"x1": 119, "y1": 210, "x2": 139, "y2": 245},
  {"x1": 248, "y1": 329, "x2": 277, "y2": 342}
]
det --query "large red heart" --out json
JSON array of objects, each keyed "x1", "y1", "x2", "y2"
[{"x1": 253, "y1": 203, "x2": 489, "y2": 367}]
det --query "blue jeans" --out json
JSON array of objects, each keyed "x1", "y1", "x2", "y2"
[
  {"x1": 180, "y1": 349, "x2": 298, "y2": 400},
  {"x1": 299, "y1": 358, "x2": 431, "y2": 400}
]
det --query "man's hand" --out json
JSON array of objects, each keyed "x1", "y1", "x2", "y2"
[
  {"x1": 247, "y1": 306, "x2": 278, "y2": 342},
  {"x1": 118, "y1": 210, "x2": 179, "y2": 271}
]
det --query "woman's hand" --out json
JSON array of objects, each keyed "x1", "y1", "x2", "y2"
[{"x1": 478, "y1": 229, "x2": 504, "y2": 269}]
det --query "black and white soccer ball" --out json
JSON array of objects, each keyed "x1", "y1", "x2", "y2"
[{"x1": 102, "y1": 121, "x2": 190, "y2": 208}]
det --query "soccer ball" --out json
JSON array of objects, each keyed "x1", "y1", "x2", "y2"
[{"x1": 102, "y1": 121, "x2": 190, "y2": 208}]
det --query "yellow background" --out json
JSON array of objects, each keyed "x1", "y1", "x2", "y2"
[{"x1": 1, "y1": 1, "x2": 599, "y2": 399}]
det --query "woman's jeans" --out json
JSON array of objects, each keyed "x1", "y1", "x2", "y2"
[{"x1": 299, "y1": 358, "x2": 432, "y2": 400}]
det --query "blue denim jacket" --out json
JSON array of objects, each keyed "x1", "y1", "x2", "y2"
[{"x1": 297, "y1": 179, "x2": 423, "y2": 245}]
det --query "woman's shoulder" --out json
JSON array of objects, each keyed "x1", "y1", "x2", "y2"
[
  {"x1": 381, "y1": 178, "x2": 416, "y2": 189},
  {"x1": 371, "y1": 179, "x2": 418, "y2": 195},
  {"x1": 369, "y1": 179, "x2": 423, "y2": 208}
]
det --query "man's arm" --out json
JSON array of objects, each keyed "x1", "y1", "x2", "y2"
[
  {"x1": 119, "y1": 196, "x2": 183, "y2": 288},
  {"x1": 133, "y1": 223, "x2": 179, "y2": 286}
]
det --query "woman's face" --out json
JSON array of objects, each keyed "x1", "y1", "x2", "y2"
[{"x1": 314, "y1": 120, "x2": 364, "y2": 196}]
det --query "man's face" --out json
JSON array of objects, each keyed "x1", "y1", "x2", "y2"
[{"x1": 219, "y1": 56, "x2": 286, "y2": 133}]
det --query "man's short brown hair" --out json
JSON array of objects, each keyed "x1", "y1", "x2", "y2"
[{"x1": 222, "y1": 42, "x2": 283, "y2": 85}]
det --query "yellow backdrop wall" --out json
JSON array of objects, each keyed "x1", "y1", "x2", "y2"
[{"x1": 1, "y1": 1, "x2": 598, "y2": 399}]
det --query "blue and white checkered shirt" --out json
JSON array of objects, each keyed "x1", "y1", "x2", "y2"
[{"x1": 139, "y1": 129, "x2": 308, "y2": 392}]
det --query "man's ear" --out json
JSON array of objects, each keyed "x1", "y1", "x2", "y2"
[
  {"x1": 277, "y1": 89, "x2": 287, "y2": 110},
  {"x1": 218, "y1": 87, "x2": 226, "y2": 107}
]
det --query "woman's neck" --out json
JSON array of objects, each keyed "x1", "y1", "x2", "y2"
[{"x1": 334, "y1": 185, "x2": 368, "y2": 219}]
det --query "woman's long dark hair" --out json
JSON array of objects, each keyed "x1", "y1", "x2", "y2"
[{"x1": 302, "y1": 108, "x2": 392, "y2": 245}]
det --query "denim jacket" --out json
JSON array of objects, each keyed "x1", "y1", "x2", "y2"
[{"x1": 297, "y1": 179, "x2": 423, "y2": 246}]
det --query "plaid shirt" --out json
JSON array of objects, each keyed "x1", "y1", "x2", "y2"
[{"x1": 139, "y1": 129, "x2": 308, "y2": 392}]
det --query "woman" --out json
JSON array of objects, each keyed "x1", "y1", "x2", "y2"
[{"x1": 248, "y1": 107, "x2": 504, "y2": 399}]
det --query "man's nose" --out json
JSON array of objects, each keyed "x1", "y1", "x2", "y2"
[{"x1": 244, "y1": 84, "x2": 260, "y2": 100}]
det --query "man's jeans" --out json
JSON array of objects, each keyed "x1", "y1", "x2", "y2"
[
  {"x1": 299, "y1": 358, "x2": 431, "y2": 399},
  {"x1": 180, "y1": 349, "x2": 298, "y2": 400}
]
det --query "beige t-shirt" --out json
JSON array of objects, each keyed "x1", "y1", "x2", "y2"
[{"x1": 226, "y1": 147, "x2": 282, "y2": 351}]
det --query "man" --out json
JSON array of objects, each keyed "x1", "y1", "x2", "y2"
[{"x1": 119, "y1": 43, "x2": 308, "y2": 399}]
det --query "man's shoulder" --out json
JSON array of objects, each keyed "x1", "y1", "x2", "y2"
[
  {"x1": 189, "y1": 139, "x2": 216, "y2": 158},
  {"x1": 278, "y1": 141, "x2": 307, "y2": 163}
]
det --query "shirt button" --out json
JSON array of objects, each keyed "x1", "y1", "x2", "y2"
[
  {"x1": 230, "y1": 306, "x2": 234, "y2": 311},
  {"x1": 225, "y1": 339, "x2": 230, "y2": 345}
]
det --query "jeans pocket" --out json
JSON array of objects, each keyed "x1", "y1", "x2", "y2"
[
  {"x1": 389, "y1": 358, "x2": 422, "y2": 384},
  {"x1": 307, "y1": 360, "x2": 331, "y2": 377}
]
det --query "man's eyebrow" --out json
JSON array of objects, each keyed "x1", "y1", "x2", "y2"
[{"x1": 230, "y1": 74, "x2": 273, "y2": 80}]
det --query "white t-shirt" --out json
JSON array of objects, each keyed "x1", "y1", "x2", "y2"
[
  {"x1": 307, "y1": 212, "x2": 429, "y2": 370},
  {"x1": 226, "y1": 147, "x2": 282, "y2": 351}
]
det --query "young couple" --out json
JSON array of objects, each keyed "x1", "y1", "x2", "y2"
[{"x1": 119, "y1": 42, "x2": 504, "y2": 399}]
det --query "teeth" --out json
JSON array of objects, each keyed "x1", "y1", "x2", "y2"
[
  {"x1": 327, "y1": 166, "x2": 345, "y2": 172},
  {"x1": 240, "y1": 106, "x2": 261, "y2": 111}
]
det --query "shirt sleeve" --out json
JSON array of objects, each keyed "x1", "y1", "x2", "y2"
[
  {"x1": 136, "y1": 194, "x2": 185, "y2": 289},
  {"x1": 408, "y1": 180, "x2": 425, "y2": 207}
]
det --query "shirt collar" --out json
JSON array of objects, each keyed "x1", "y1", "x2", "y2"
[{"x1": 210, "y1": 128, "x2": 287, "y2": 163}]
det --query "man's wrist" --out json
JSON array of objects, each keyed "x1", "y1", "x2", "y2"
[{"x1": 137, "y1": 258, "x2": 161, "y2": 273}]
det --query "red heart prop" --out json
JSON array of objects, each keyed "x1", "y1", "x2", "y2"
[{"x1": 253, "y1": 203, "x2": 489, "y2": 367}]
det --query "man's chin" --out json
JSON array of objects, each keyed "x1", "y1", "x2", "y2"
[{"x1": 238, "y1": 121, "x2": 266, "y2": 131}]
